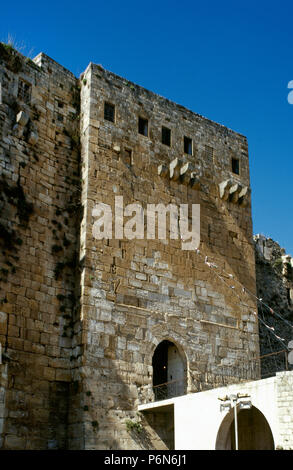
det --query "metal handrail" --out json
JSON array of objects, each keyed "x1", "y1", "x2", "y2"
[
  {"x1": 142, "y1": 350, "x2": 291, "y2": 404},
  {"x1": 259, "y1": 349, "x2": 288, "y2": 359},
  {"x1": 153, "y1": 379, "x2": 185, "y2": 401},
  {"x1": 258, "y1": 349, "x2": 289, "y2": 378}
]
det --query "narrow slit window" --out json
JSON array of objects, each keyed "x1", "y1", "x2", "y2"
[
  {"x1": 124, "y1": 148, "x2": 132, "y2": 166},
  {"x1": 184, "y1": 136, "x2": 192, "y2": 155},
  {"x1": 138, "y1": 117, "x2": 148, "y2": 137},
  {"x1": 104, "y1": 102, "x2": 115, "y2": 122},
  {"x1": 162, "y1": 126, "x2": 171, "y2": 146},
  {"x1": 205, "y1": 145, "x2": 214, "y2": 161},
  {"x1": 232, "y1": 158, "x2": 240, "y2": 175},
  {"x1": 18, "y1": 79, "x2": 31, "y2": 104}
]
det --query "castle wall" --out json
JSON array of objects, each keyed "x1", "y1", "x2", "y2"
[
  {"x1": 78, "y1": 63, "x2": 259, "y2": 449},
  {"x1": 0, "y1": 47, "x2": 260, "y2": 450},
  {"x1": 0, "y1": 46, "x2": 82, "y2": 449}
]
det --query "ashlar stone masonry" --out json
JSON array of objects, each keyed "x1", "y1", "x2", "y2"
[{"x1": 0, "y1": 44, "x2": 260, "y2": 449}]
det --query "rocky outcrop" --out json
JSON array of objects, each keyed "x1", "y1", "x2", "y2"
[{"x1": 254, "y1": 235, "x2": 293, "y2": 375}]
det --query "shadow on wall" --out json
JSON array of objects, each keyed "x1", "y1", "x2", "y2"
[{"x1": 215, "y1": 405, "x2": 274, "y2": 450}]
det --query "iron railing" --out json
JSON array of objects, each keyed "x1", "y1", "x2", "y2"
[
  {"x1": 153, "y1": 379, "x2": 185, "y2": 401},
  {"x1": 259, "y1": 349, "x2": 289, "y2": 378},
  {"x1": 141, "y1": 350, "x2": 290, "y2": 404}
]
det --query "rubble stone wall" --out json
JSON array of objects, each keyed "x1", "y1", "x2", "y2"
[{"x1": 0, "y1": 46, "x2": 82, "y2": 449}]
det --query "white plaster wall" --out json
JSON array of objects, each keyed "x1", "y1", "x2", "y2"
[{"x1": 173, "y1": 374, "x2": 286, "y2": 450}]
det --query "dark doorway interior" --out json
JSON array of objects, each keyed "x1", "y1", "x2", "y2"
[
  {"x1": 152, "y1": 340, "x2": 170, "y2": 387},
  {"x1": 230, "y1": 407, "x2": 274, "y2": 450},
  {"x1": 216, "y1": 405, "x2": 275, "y2": 450},
  {"x1": 152, "y1": 340, "x2": 186, "y2": 401}
]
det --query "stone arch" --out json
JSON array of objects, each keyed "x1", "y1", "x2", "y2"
[
  {"x1": 215, "y1": 405, "x2": 275, "y2": 450},
  {"x1": 151, "y1": 337, "x2": 187, "y2": 400},
  {"x1": 148, "y1": 334, "x2": 188, "y2": 365}
]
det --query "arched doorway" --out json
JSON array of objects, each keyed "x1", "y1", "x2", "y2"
[
  {"x1": 216, "y1": 405, "x2": 275, "y2": 450},
  {"x1": 152, "y1": 340, "x2": 186, "y2": 401}
]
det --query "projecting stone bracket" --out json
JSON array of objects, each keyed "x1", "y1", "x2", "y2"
[
  {"x1": 16, "y1": 110, "x2": 29, "y2": 127},
  {"x1": 12, "y1": 109, "x2": 38, "y2": 146},
  {"x1": 219, "y1": 179, "x2": 233, "y2": 200},
  {"x1": 28, "y1": 130, "x2": 38, "y2": 146},
  {"x1": 190, "y1": 173, "x2": 201, "y2": 190},
  {"x1": 229, "y1": 183, "x2": 242, "y2": 203},
  {"x1": 238, "y1": 186, "x2": 250, "y2": 207},
  {"x1": 169, "y1": 158, "x2": 181, "y2": 181},
  {"x1": 13, "y1": 110, "x2": 29, "y2": 138},
  {"x1": 158, "y1": 164, "x2": 169, "y2": 178},
  {"x1": 219, "y1": 179, "x2": 250, "y2": 206},
  {"x1": 158, "y1": 159, "x2": 201, "y2": 190},
  {"x1": 180, "y1": 162, "x2": 193, "y2": 185}
]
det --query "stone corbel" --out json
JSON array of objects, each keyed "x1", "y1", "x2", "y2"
[
  {"x1": 113, "y1": 144, "x2": 121, "y2": 153},
  {"x1": 219, "y1": 179, "x2": 233, "y2": 200},
  {"x1": 12, "y1": 110, "x2": 38, "y2": 145},
  {"x1": 219, "y1": 179, "x2": 250, "y2": 206},
  {"x1": 158, "y1": 163, "x2": 168, "y2": 178},
  {"x1": 13, "y1": 110, "x2": 29, "y2": 138},
  {"x1": 229, "y1": 183, "x2": 242, "y2": 203},
  {"x1": 238, "y1": 186, "x2": 250, "y2": 207},
  {"x1": 190, "y1": 172, "x2": 201, "y2": 190},
  {"x1": 180, "y1": 162, "x2": 193, "y2": 185},
  {"x1": 12, "y1": 123, "x2": 24, "y2": 138},
  {"x1": 28, "y1": 131, "x2": 38, "y2": 146},
  {"x1": 16, "y1": 110, "x2": 29, "y2": 127},
  {"x1": 28, "y1": 122, "x2": 39, "y2": 146},
  {"x1": 169, "y1": 158, "x2": 181, "y2": 181},
  {"x1": 157, "y1": 160, "x2": 201, "y2": 189}
]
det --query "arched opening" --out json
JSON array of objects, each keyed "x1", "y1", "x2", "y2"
[
  {"x1": 152, "y1": 340, "x2": 186, "y2": 401},
  {"x1": 216, "y1": 405, "x2": 275, "y2": 450}
]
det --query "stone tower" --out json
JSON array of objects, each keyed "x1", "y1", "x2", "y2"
[{"x1": 0, "y1": 45, "x2": 259, "y2": 449}]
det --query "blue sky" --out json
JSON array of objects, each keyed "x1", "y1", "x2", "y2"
[{"x1": 2, "y1": 0, "x2": 293, "y2": 253}]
